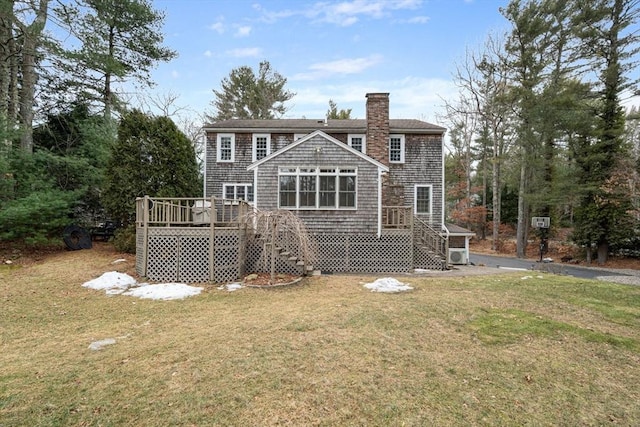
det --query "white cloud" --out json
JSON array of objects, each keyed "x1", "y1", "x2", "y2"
[
  {"x1": 171, "y1": 70, "x2": 180, "y2": 79},
  {"x1": 209, "y1": 21, "x2": 224, "y2": 34},
  {"x1": 203, "y1": 50, "x2": 213, "y2": 57},
  {"x1": 235, "y1": 25, "x2": 252, "y2": 37},
  {"x1": 407, "y1": 15, "x2": 430, "y2": 24},
  {"x1": 255, "y1": 0, "x2": 423, "y2": 26},
  {"x1": 286, "y1": 76, "x2": 455, "y2": 123},
  {"x1": 292, "y1": 54, "x2": 383, "y2": 81},
  {"x1": 226, "y1": 47, "x2": 262, "y2": 58}
]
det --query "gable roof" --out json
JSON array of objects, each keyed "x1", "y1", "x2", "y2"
[
  {"x1": 247, "y1": 130, "x2": 389, "y2": 172},
  {"x1": 204, "y1": 118, "x2": 446, "y2": 134}
]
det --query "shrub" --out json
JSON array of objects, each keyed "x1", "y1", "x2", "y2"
[{"x1": 113, "y1": 224, "x2": 137, "y2": 254}]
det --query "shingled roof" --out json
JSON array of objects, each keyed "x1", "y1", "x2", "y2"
[{"x1": 204, "y1": 118, "x2": 446, "y2": 134}]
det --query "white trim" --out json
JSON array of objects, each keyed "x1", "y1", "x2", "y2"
[
  {"x1": 253, "y1": 168, "x2": 258, "y2": 209},
  {"x1": 294, "y1": 133, "x2": 307, "y2": 141},
  {"x1": 441, "y1": 135, "x2": 445, "y2": 227},
  {"x1": 378, "y1": 168, "x2": 384, "y2": 238},
  {"x1": 252, "y1": 133, "x2": 271, "y2": 162},
  {"x1": 389, "y1": 134, "x2": 405, "y2": 164},
  {"x1": 203, "y1": 133, "x2": 208, "y2": 196},
  {"x1": 348, "y1": 133, "x2": 366, "y2": 153},
  {"x1": 277, "y1": 166, "x2": 358, "y2": 210},
  {"x1": 248, "y1": 130, "x2": 388, "y2": 172},
  {"x1": 222, "y1": 183, "x2": 254, "y2": 203},
  {"x1": 216, "y1": 133, "x2": 235, "y2": 163},
  {"x1": 414, "y1": 184, "x2": 433, "y2": 216}
]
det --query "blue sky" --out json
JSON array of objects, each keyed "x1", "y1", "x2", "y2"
[{"x1": 146, "y1": 0, "x2": 511, "y2": 123}]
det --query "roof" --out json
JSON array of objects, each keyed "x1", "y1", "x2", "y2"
[
  {"x1": 204, "y1": 118, "x2": 446, "y2": 134},
  {"x1": 445, "y1": 223, "x2": 476, "y2": 236},
  {"x1": 247, "y1": 130, "x2": 389, "y2": 172}
]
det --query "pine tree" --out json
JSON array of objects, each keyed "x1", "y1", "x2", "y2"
[
  {"x1": 54, "y1": 0, "x2": 176, "y2": 119},
  {"x1": 571, "y1": 0, "x2": 639, "y2": 264},
  {"x1": 208, "y1": 61, "x2": 294, "y2": 121}
]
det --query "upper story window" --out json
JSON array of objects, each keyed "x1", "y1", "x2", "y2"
[
  {"x1": 216, "y1": 133, "x2": 235, "y2": 163},
  {"x1": 278, "y1": 167, "x2": 357, "y2": 210},
  {"x1": 252, "y1": 134, "x2": 271, "y2": 161},
  {"x1": 414, "y1": 184, "x2": 432, "y2": 215},
  {"x1": 348, "y1": 134, "x2": 366, "y2": 152},
  {"x1": 389, "y1": 134, "x2": 405, "y2": 163}
]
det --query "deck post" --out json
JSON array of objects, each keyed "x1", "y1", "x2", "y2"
[
  {"x1": 142, "y1": 195, "x2": 150, "y2": 277},
  {"x1": 208, "y1": 196, "x2": 215, "y2": 282}
]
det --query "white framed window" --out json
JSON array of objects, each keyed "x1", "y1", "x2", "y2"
[
  {"x1": 348, "y1": 134, "x2": 366, "y2": 152},
  {"x1": 216, "y1": 133, "x2": 235, "y2": 162},
  {"x1": 414, "y1": 184, "x2": 432, "y2": 215},
  {"x1": 389, "y1": 134, "x2": 405, "y2": 163},
  {"x1": 278, "y1": 167, "x2": 357, "y2": 210},
  {"x1": 252, "y1": 133, "x2": 271, "y2": 161},
  {"x1": 223, "y1": 183, "x2": 254, "y2": 203}
]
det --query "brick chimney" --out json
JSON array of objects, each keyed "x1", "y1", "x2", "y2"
[{"x1": 365, "y1": 93, "x2": 389, "y2": 166}]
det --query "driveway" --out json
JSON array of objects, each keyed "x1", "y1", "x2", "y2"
[{"x1": 468, "y1": 253, "x2": 640, "y2": 286}]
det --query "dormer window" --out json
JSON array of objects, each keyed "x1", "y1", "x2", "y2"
[{"x1": 252, "y1": 133, "x2": 271, "y2": 161}]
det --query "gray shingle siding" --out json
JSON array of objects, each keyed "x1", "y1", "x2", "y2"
[
  {"x1": 389, "y1": 134, "x2": 443, "y2": 227},
  {"x1": 205, "y1": 128, "x2": 444, "y2": 233},
  {"x1": 254, "y1": 134, "x2": 380, "y2": 234}
]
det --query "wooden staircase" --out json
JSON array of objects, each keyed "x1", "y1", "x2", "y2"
[{"x1": 413, "y1": 217, "x2": 449, "y2": 270}]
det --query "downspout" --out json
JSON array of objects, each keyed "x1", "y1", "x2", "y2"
[
  {"x1": 253, "y1": 168, "x2": 258, "y2": 209},
  {"x1": 441, "y1": 132, "x2": 446, "y2": 228},
  {"x1": 203, "y1": 132, "x2": 208, "y2": 196},
  {"x1": 377, "y1": 168, "x2": 383, "y2": 238}
]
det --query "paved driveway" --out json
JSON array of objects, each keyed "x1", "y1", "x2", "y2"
[{"x1": 468, "y1": 253, "x2": 640, "y2": 286}]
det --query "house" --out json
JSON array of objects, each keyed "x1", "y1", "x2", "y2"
[
  {"x1": 135, "y1": 93, "x2": 455, "y2": 282},
  {"x1": 201, "y1": 93, "x2": 450, "y2": 274}
]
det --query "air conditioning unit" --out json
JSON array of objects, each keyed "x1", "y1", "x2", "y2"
[{"x1": 448, "y1": 248, "x2": 468, "y2": 265}]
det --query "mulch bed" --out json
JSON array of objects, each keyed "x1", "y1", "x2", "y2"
[{"x1": 242, "y1": 272, "x2": 304, "y2": 287}]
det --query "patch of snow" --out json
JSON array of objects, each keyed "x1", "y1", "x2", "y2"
[
  {"x1": 521, "y1": 275, "x2": 533, "y2": 280},
  {"x1": 217, "y1": 282, "x2": 243, "y2": 292},
  {"x1": 82, "y1": 272, "x2": 137, "y2": 291},
  {"x1": 122, "y1": 283, "x2": 203, "y2": 300},
  {"x1": 364, "y1": 277, "x2": 413, "y2": 293},
  {"x1": 88, "y1": 338, "x2": 116, "y2": 351},
  {"x1": 82, "y1": 272, "x2": 203, "y2": 300}
]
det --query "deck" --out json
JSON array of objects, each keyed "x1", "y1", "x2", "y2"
[{"x1": 135, "y1": 197, "x2": 449, "y2": 283}]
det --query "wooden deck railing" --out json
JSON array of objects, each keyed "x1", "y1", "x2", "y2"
[
  {"x1": 382, "y1": 206, "x2": 412, "y2": 229},
  {"x1": 135, "y1": 196, "x2": 251, "y2": 228}
]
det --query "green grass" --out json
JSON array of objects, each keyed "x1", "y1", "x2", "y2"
[{"x1": 1, "y1": 246, "x2": 640, "y2": 426}]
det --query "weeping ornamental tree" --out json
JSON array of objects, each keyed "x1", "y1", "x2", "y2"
[{"x1": 102, "y1": 110, "x2": 201, "y2": 225}]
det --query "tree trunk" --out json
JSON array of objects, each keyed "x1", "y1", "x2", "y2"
[
  {"x1": 516, "y1": 152, "x2": 528, "y2": 258},
  {"x1": 17, "y1": 0, "x2": 49, "y2": 153},
  {"x1": 491, "y1": 146, "x2": 501, "y2": 251},
  {"x1": 597, "y1": 241, "x2": 608, "y2": 265}
]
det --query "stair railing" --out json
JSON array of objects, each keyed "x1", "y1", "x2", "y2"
[{"x1": 413, "y1": 216, "x2": 449, "y2": 266}]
